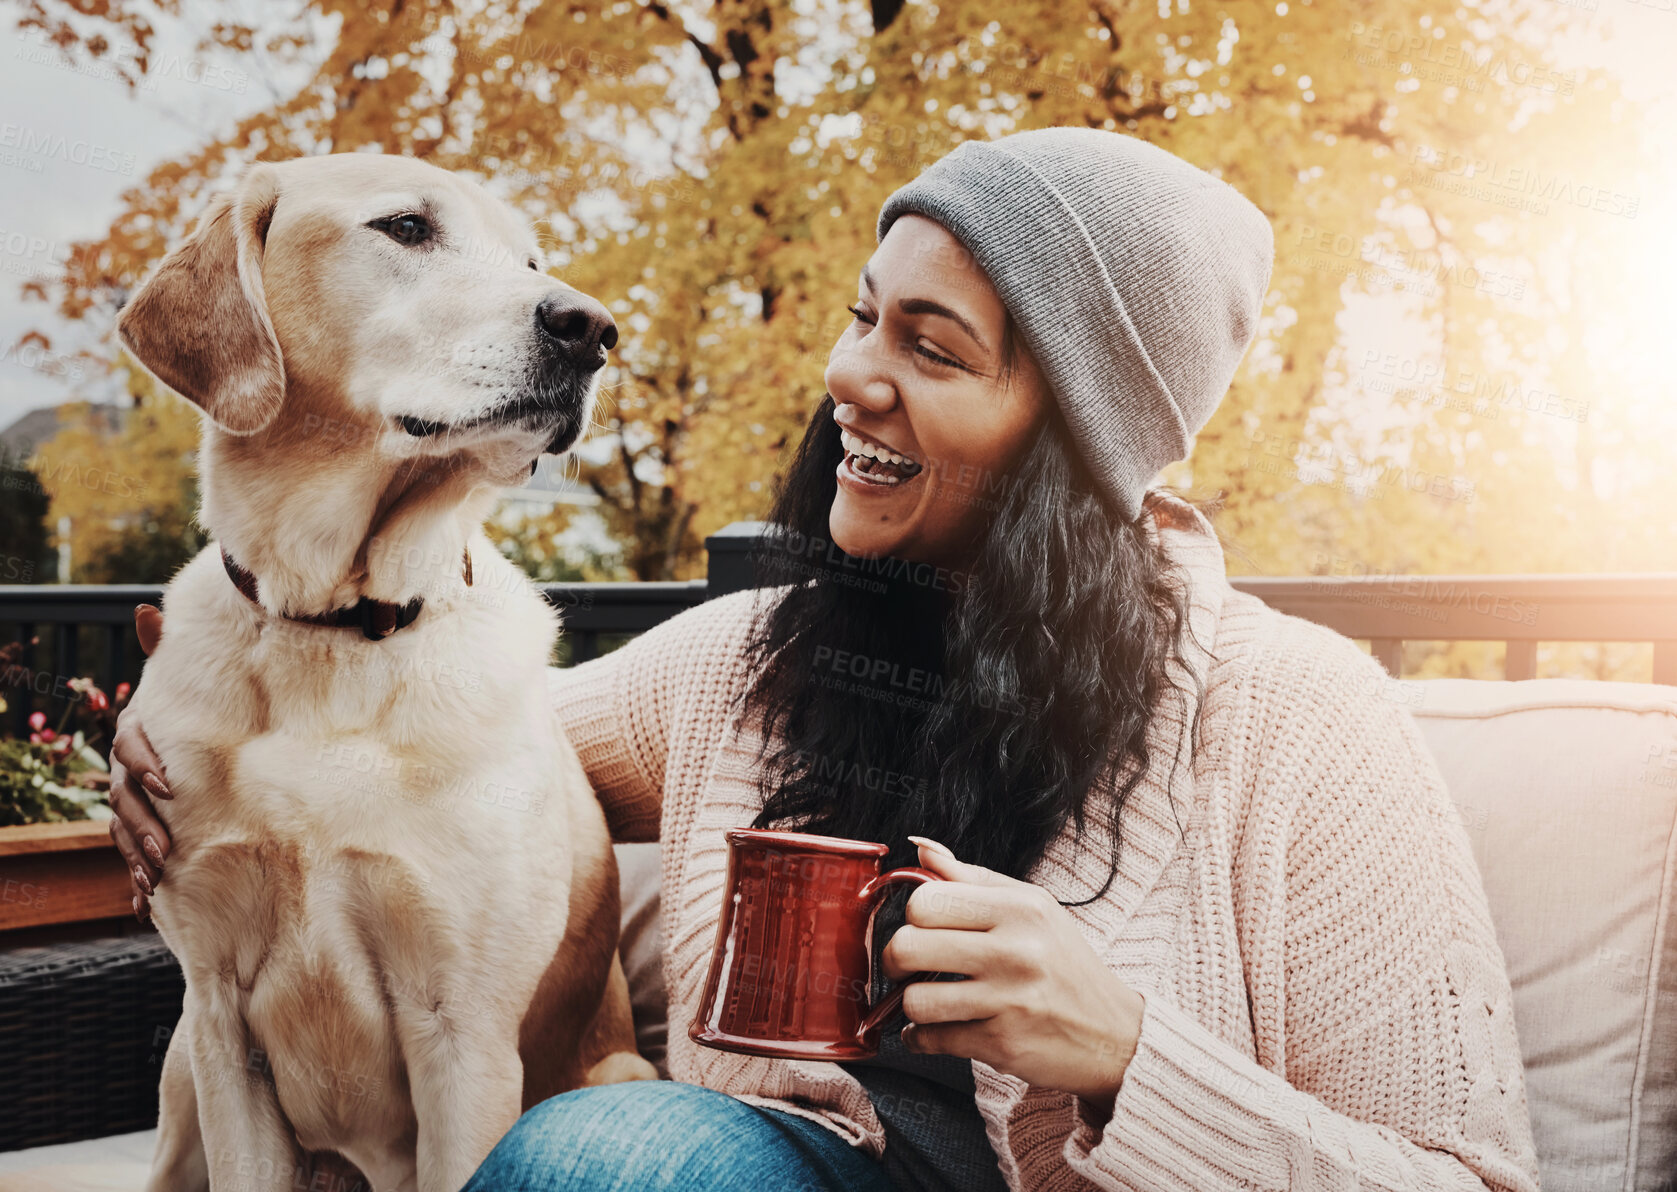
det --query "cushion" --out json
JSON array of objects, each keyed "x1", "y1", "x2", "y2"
[
  {"x1": 615, "y1": 841, "x2": 670, "y2": 1078},
  {"x1": 1402, "y1": 678, "x2": 1677, "y2": 1192}
]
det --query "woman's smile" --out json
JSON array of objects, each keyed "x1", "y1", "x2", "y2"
[{"x1": 836, "y1": 427, "x2": 926, "y2": 491}]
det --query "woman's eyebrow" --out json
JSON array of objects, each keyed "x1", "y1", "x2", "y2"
[
  {"x1": 859, "y1": 264, "x2": 991, "y2": 353},
  {"x1": 897, "y1": 297, "x2": 989, "y2": 354}
]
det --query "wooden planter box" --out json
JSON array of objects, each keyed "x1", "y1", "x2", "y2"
[{"x1": 0, "y1": 820, "x2": 132, "y2": 933}]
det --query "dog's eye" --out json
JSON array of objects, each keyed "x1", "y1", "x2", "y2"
[
  {"x1": 374, "y1": 214, "x2": 432, "y2": 247},
  {"x1": 527, "y1": 260, "x2": 539, "y2": 272}
]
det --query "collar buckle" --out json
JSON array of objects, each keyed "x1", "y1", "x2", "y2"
[{"x1": 220, "y1": 542, "x2": 469, "y2": 642}]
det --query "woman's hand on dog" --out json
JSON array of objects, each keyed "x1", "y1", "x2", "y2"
[
  {"x1": 109, "y1": 603, "x2": 171, "y2": 920},
  {"x1": 884, "y1": 835, "x2": 1147, "y2": 1119}
]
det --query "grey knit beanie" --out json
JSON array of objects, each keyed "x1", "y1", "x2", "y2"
[{"x1": 877, "y1": 128, "x2": 1274, "y2": 522}]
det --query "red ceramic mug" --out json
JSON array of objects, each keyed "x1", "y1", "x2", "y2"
[{"x1": 689, "y1": 827, "x2": 940, "y2": 1060}]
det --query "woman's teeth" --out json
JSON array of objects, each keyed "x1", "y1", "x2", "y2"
[{"x1": 840, "y1": 430, "x2": 923, "y2": 486}]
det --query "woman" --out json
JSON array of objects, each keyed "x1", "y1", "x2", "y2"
[{"x1": 108, "y1": 128, "x2": 1540, "y2": 1192}]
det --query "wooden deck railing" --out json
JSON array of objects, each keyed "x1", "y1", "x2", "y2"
[
  {"x1": 1236, "y1": 573, "x2": 1677, "y2": 685},
  {"x1": 3, "y1": 523, "x2": 1673, "y2": 739}
]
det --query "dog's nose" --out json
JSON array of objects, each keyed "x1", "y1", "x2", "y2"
[{"x1": 536, "y1": 292, "x2": 618, "y2": 367}]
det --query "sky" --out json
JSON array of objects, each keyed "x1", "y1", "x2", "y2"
[
  {"x1": 0, "y1": 0, "x2": 1672, "y2": 438},
  {"x1": 0, "y1": 6, "x2": 318, "y2": 433}
]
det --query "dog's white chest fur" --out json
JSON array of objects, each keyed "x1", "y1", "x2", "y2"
[{"x1": 137, "y1": 542, "x2": 581, "y2": 1169}]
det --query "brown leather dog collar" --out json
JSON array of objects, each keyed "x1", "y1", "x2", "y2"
[{"x1": 220, "y1": 543, "x2": 472, "y2": 641}]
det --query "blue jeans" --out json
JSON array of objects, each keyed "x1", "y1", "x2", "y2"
[{"x1": 462, "y1": 1079, "x2": 900, "y2": 1191}]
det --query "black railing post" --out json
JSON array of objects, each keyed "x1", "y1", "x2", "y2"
[
  {"x1": 104, "y1": 622, "x2": 127, "y2": 698},
  {"x1": 53, "y1": 622, "x2": 79, "y2": 699},
  {"x1": 10, "y1": 623, "x2": 34, "y2": 737},
  {"x1": 703, "y1": 522, "x2": 771, "y2": 598}
]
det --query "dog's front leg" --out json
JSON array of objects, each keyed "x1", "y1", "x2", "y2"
[
  {"x1": 403, "y1": 1014, "x2": 524, "y2": 1192},
  {"x1": 185, "y1": 989, "x2": 309, "y2": 1192},
  {"x1": 145, "y1": 999, "x2": 209, "y2": 1192}
]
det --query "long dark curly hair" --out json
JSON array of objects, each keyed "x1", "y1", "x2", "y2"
[{"x1": 739, "y1": 393, "x2": 1218, "y2": 906}]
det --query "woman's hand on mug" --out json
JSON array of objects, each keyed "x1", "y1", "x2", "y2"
[
  {"x1": 884, "y1": 835, "x2": 1146, "y2": 1118},
  {"x1": 108, "y1": 603, "x2": 171, "y2": 920}
]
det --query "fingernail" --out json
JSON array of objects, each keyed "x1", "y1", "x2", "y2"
[
  {"x1": 142, "y1": 834, "x2": 165, "y2": 869},
  {"x1": 133, "y1": 894, "x2": 146, "y2": 921},
  {"x1": 142, "y1": 772, "x2": 172, "y2": 801},
  {"x1": 133, "y1": 866, "x2": 154, "y2": 897},
  {"x1": 908, "y1": 835, "x2": 955, "y2": 858}
]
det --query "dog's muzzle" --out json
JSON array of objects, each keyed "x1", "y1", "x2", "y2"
[{"x1": 397, "y1": 291, "x2": 616, "y2": 454}]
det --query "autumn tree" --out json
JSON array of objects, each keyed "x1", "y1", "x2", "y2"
[
  {"x1": 16, "y1": 0, "x2": 1667, "y2": 598},
  {"x1": 0, "y1": 443, "x2": 52, "y2": 583},
  {"x1": 29, "y1": 367, "x2": 206, "y2": 584}
]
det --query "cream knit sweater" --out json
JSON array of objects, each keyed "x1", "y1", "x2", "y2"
[{"x1": 547, "y1": 498, "x2": 1542, "y2": 1192}]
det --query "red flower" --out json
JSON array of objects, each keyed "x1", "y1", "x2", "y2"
[
  {"x1": 28, "y1": 732, "x2": 41, "y2": 744},
  {"x1": 88, "y1": 689, "x2": 109, "y2": 712},
  {"x1": 28, "y1": 711, "x2": 45, "y2": 731},
  {"x1": 115, "y1": 682, "x2": 131, "y2": 702},
  {"x1": 39, "y1": 728, "x2": 56, "y2": 743}
]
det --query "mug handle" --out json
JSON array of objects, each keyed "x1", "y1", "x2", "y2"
[{"x1": 853, "y1": 866, "x2": 942, "y2": 1044}]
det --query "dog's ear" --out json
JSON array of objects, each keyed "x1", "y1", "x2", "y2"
[{"x1": 117, "y1": 164, "x2": 284, "y2": 435}]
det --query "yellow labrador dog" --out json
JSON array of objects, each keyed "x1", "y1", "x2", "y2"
[{"x1": 112, "y1": 154, "x2": 656, "y2": 1192}]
